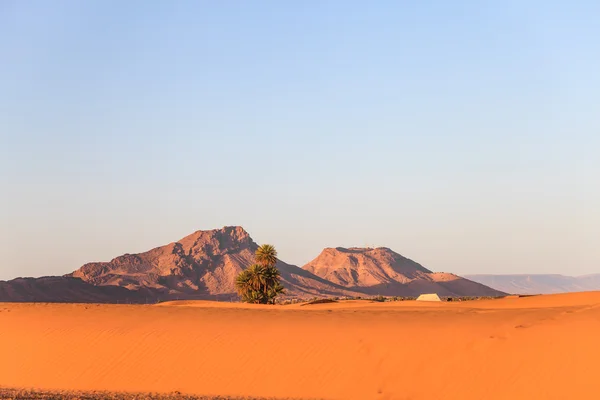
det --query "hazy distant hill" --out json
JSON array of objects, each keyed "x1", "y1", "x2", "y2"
[{"x1": 464, "y1": 274, "x2": 600, "y2": 295}]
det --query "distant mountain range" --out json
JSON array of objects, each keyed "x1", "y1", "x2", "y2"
[
  {"x1": 0, "y1": 226, "x2": 505, "y2": 302},
  {"x1": 465, "y1": 274, "x2": 600, "y2": 295}
]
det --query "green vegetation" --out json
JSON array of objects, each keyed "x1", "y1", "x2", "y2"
[{"x1": 235, "y1": 244, "x2": 285, "y2": 304}]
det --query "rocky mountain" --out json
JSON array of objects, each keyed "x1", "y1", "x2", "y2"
[
  {"x1": 69, "y1": 226, "x2": 362, "y2": 300},
  {"x1": 465, "y1": 274, "x2": 600, "y2": 295},
  {"x1": 303, "y1": 247, "x2": 506, "y2": 297},
  {"x1": 0, "y1": 226, "x2": 505, "y2": 302}
]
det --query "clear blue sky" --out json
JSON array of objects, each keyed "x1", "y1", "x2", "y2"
[{"x1": 1, "y1": 0, "x2": 599, "y2": 280}]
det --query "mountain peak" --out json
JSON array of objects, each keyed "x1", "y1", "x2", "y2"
[
  {"x1": 180, "y1": 225, "x2": 251, "y2": 242},
  {"x1": 302, "y1": 246, "x2": 505, "y2": 296},
  {"x1": 174, "y1": 226, "x2": 254, "y2": 255},
  {"x1": 304, "y1": 245, "x2": 432, "y2": 288},
  {"x1": 70, "y1": 226, "x2": 257, "y2": 294}
]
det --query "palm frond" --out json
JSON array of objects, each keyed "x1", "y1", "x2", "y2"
[{"x1": 255, "y1": 244, "x2": 278, "y2": 267}]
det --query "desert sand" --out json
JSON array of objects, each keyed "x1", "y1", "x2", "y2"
[{"x1": 1, "y1": 292, "x2": 600, "y2": 399}]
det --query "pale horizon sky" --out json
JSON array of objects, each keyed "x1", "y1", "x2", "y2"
[{"x1": 1, "y1": 1, "x2": 599, "y2": 280}]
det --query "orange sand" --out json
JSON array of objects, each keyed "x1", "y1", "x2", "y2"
[{"x1": 1, "y1": 292, "x2": 600, "y2": 399}]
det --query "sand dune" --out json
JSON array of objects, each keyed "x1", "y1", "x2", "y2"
[{"x1": 2, "y1": 292, "x2": 600, "y2": 399}]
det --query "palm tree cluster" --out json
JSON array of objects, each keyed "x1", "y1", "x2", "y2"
[{"x1": 235, "y1": 244, "x2": 285, "y2": 304}]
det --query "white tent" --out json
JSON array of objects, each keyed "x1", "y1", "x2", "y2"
[{"x1": 416, "y1": 293, "x2": 441, "y2": 302}]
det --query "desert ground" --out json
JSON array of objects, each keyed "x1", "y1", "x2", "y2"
[{"x1": 1, "y1": 292, "x2": 600, "y2": 399}]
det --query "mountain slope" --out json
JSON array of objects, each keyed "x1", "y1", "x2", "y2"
[
  {"x1": 465, "y1": 274, "x2": 600, "y2": 295},
  {"x1": 303, "y1": 247, "x2": 505, "y2": 297},
  {"x1": 70, "y1": 226, "x2": 255, "y2": 296}
]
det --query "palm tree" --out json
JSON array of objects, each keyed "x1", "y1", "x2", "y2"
[
  {"x1": 266, "y1": 282, "x2": 285, "y2": 304},
  {"x1": 247, "y1": 264, "x2": 267, "y2": 292},
  {"x1": 235, "y1": 269, "x2": 254, "y2": 302},
  {"x1": 235, "y1": 244, "x2": 285, "y2": 304},
  {"x1": 262, "y1": 264, "x2": 282, "y2": 303},
  {"x1": 255, "y1": 244, "x2": 277, "y2": 267},
  {"x1": 236, "y1": 265, "x2": 266, "y2": 304}
]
